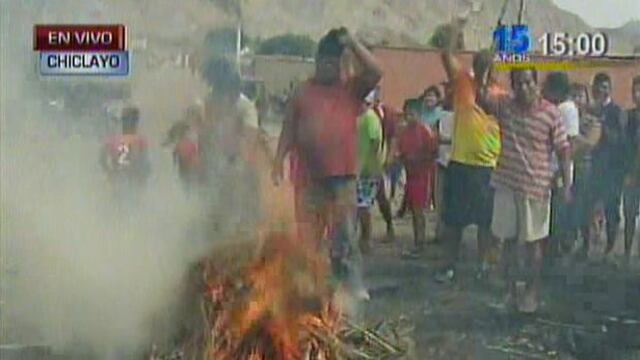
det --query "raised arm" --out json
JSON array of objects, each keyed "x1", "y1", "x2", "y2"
[
  {"x1": 551, "y1": 111, "x2": 574, "y2": 202},
  {"x1": 339, "y1": 28, "x2": 383, "y2": 99},
  {"x1": 572, "y1": 114, "x2": 602, "y2": 158},
  {"x1": 441, "y1": 17, "x2": 466, "y2": 82},
  {"x1": 477, "y1": 85, "x2": 511, "y2": 120}
]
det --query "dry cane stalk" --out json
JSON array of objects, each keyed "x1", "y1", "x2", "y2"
[{"x1": 344, "y1": 321, "x2": 403, "y2": 355}]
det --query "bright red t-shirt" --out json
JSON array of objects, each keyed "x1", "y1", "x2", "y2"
[
  {"x1": 290, "y1": 79, "x2": 363, "y2": 179},
  {"x1": 397, "y1": 122, "x2": 437, "y2": 176},
  {"x1": 174, "y1": 137, "x2": 201, "y2": 173},
  {"x1": 103, "y1": 134, "x2": 150, "y2": 187},
  {"x1": 105, "y1": 134, "x2": 148, "y2": 170}
]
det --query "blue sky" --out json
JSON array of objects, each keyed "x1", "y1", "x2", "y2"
[{"x1": 553, "y1": 0, "x2": 640, "y2": 28}]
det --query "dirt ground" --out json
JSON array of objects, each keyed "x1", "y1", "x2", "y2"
[{"x1": 361, "y1": 198, "x2": 640, "y2": 360}]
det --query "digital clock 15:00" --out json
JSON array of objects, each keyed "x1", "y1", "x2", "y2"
[{"x1": 538, "y1": 32, "x2": 609, "y2": 57}]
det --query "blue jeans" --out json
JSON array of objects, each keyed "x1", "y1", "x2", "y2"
[{"x1": 302, "y1": 176, "x2": 363, "y2": 290}]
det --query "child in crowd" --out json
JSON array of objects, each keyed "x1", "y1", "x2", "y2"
[
  {"x1": 419, "y1": 85, "x2": 445, "y2": 129},
  {"x1": 356, "y1": 99, "x2": 384, "y2": 254},
  {"x1": 395, "y1": 98, "x2": 438, "y2": 257},
  {"x1": 435, "y1": 81, "x2": 455, "y2": 241},
  {"x1": 165, "y1": 105, "x2": 205, "y2": 193}
]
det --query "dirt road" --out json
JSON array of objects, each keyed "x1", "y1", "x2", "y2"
[{"x1": 361, "y1": 208, "x2": 640, "y2": 359}]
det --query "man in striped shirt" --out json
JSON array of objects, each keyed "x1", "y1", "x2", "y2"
[{"x1": 484, "y1": 69, "x2": 573, "y2": 314}]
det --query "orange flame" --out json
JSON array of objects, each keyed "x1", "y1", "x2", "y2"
[{"x1": 197, "y1": 132, "x2": 340, "y2": 360}]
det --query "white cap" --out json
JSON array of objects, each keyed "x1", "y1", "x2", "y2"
[{"x1": 365, "y1": 89, "x2": 377, "y2": 104}]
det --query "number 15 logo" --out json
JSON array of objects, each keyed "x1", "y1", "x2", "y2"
[{"x1": 493, "y1": 25, "x2": 532, "y2": 54}]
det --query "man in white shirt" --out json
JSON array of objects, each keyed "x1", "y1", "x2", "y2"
[
  {"x1": 542, "y1": 72, "x2": 580, "y2": 258},
  {"x1": 435, "y1": 82, "x2": 454, "y2": 240}
]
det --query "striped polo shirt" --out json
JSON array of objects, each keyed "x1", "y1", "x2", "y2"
[{"x1": 491, "y1": 99, "x2": 569, "y2": 200}]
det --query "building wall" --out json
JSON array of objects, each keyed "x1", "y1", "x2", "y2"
[
  {"x1": 373, "y1": 46, "x2": 640, "y2": 109},
  {"x1": 248, "y1": 49, "x2": 639, "y2": 109}
]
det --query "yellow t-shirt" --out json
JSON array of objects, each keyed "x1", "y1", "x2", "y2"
[{"x1": 450, "y1": 70, "x2": 501, "y2": 168}]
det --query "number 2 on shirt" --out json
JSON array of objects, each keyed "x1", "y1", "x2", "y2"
[{"x1": 117, "y1": 143, "x2": 131, "y2": 166}]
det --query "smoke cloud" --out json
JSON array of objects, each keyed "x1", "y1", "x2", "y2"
[{"x1": 0, "y1": 1, "x2": 231, "y2": 358}]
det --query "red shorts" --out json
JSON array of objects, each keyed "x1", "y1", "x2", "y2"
[{"x1": 405, "y1": 167, "x2": 434, "y2": 210}]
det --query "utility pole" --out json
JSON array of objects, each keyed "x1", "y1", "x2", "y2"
[
  {"x1": 235, "y1": 0, "x2": 243, "y2": 72},
  {"x1": 236, "y1": 21, "x2": 242, "y2": 67},
  {"x1": 517, "y1": 0, "x2": 526, "y2": 24}
]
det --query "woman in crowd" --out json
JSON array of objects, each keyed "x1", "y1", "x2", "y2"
[{"x1": 394, "y1": 99, "x2": 438, "y2": 257}]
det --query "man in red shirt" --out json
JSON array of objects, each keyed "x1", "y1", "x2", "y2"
[
  {"x1": 100, "y1": 106, "x2": 151, "y2": 202},
  {"x1": 272, "y1": 28, "x2": 382, "y2": 299}
]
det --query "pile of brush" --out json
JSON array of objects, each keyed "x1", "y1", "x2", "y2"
[{"x1": 150, "y1": 231, "x2": 410, "y2": 360}]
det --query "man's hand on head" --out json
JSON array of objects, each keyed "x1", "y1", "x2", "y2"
[{"x1": 337, "y1": 27, "x2": 355, "y2": 48}]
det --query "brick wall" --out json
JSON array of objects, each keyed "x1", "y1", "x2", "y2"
[{"x1": 373, "y1": 46, "x2": 640, "y2": 110}]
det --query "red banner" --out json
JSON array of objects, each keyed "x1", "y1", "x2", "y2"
[{"x1": 34, "y1": 24, "x2": 126, "y2": 51}]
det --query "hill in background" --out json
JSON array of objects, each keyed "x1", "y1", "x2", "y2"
[
  {"x1": 235, "y1": 0, "x2": 634, "y2": 53},
  {"x1": 14, "y1": 0, "x2": 638, "y2": 54},
  {"x1": 599, "y1": 19, "x2": 640, "y2": 54}
]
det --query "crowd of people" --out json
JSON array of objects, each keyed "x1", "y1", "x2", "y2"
[
  {"x1": 99, "y1": 22, "x2": 640, "y2": 315},
  {"x1": 271, "y1": 23, "x2": 640, "y2": 312}
]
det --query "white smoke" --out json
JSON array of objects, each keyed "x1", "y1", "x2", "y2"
[{"x1": 0, "y1": 0, "x2": 226, "y2": 358}]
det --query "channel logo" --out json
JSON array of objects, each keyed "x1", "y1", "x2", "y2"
[
  {"x1": 493, "y1": 24, "x2": 532, "y2": 64},
  {"x1": 33, "y1": 24, "x2": 130, "y2": 76}
]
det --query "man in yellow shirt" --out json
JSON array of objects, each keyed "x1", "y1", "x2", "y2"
[{"x1": 435, "y1": 17, "x2": 502, "y2": 283}]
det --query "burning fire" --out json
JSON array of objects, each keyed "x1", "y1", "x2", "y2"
[
  {"x1": 150, "y1": 131, "x2": 407, "y2": 360},
  {"x1": 187, "y1": 133, "x2": 343, "y2": 359},
  {"x1": 201, "y1": 230, "x2": 339, "y2": 360}
]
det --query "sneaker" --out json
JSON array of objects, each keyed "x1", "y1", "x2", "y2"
[{"x1": 434, "y1": 268, "x2": 455, "y2": 284}]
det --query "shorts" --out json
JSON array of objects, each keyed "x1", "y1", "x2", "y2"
[
  {"x1": 443, "y1": 161, "x2": 494, "y2": 228},
  {"x1": 388, "y1": 162, "x2": 403, "y2": 186},
  {"x1": 492, "y1": 187, "x2": 551, "y2": 242},
  {"x1": 356, "y1": 177, "x2": 379, "y2": 208},
  {"x1": 301, "y1": 176, "x2": 363, "y2": 289},
  {"x1": 624, "y1": 186, "x2": 640, "y2": 218},
  {"x1": 404, "y1": 166, "x2": 434, "y2": 210},
  {"x1": 303, "y1": 176, "x2": 357, "y2": 213}
]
